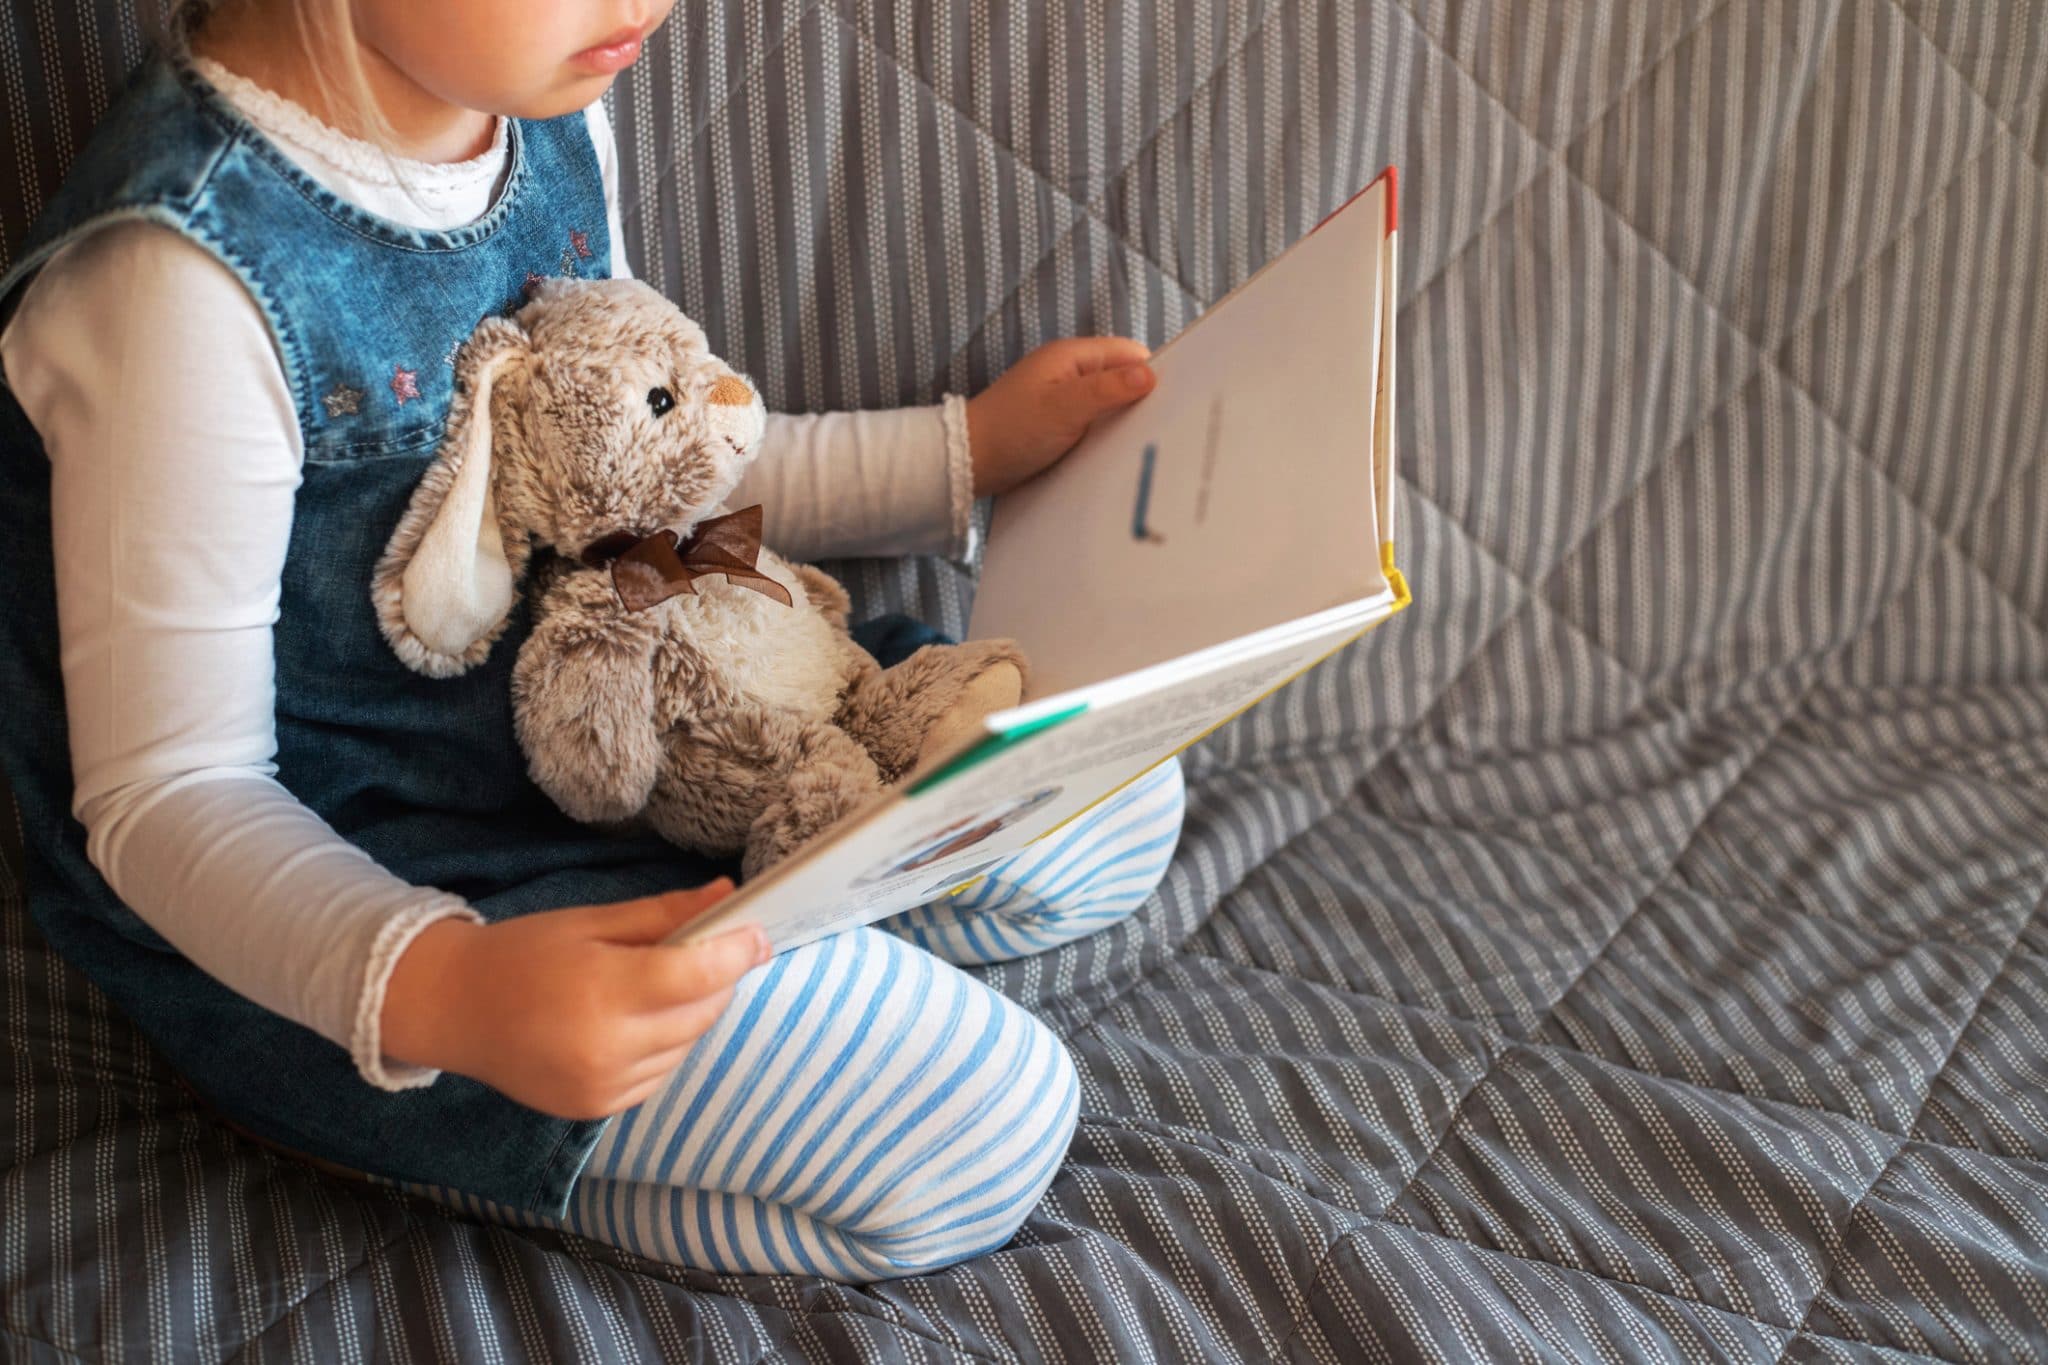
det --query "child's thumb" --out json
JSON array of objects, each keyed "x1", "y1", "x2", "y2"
[{"x1": 591, "y1": 879, "x2": 736, "y2": 944}]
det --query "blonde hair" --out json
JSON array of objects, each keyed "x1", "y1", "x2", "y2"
[
  {"x1": 284, "y1": 0, "x2": 396, "y2": 150},
  {"x1": 169, "y1": 0, "x2": 398, "y2": 152}
]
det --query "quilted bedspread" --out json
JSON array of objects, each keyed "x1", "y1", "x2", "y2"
[{"x1": 8, "y1": 1, "x2": 2048, "y2": 1360}]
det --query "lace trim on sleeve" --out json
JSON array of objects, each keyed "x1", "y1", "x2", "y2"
[
  {"x1": 350, "y1": 897, "x2": 486, "y2": 1092},
  {"x1": 940, "y1": 392, "x2": 976, "y2": 562}
]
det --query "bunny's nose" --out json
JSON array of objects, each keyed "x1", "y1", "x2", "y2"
[{"x1": 708, "y1": 375, "x2": 754, "y2": 406}]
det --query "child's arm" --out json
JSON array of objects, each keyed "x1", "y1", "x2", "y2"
[
  {"x1": 1, "y1": 223, "x2": 493, "y2": 1090},
  {"x1": 726, "y1": 339, "x2": 1156, "y2": 564},
  {"x1": 6, "y1": 223, "x2": 765, "y2": 1116},
  {"x1": 732, "y1": 402, "x2": 975, "y2": 561}
]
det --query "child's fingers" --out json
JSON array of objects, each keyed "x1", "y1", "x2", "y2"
[
  {"x1": 1054, "y1": 335, "x2": 1152, "y2": 374},
  {"x1": 631, "y1": 926, "x2": 769, "y2": 1010},
  {"x1": 1069, "y1": 361, "x2": 1156, "y2": 412},
  {"x1": 618, "y1": 1038, "x2": 701, "y2": 1089},
  {"x1": 622, "y1": 998, "x2": 737, "y2": 1072},
  {"x1": 584, "y1": 878, "x2": 736, "y2": 944},
  {"x1": 609, "y1": 1074, "x2": 671, "y2": 1116},
  {"x1": 610, "y1": 1055, "x2": 699, "y2": 1114}
]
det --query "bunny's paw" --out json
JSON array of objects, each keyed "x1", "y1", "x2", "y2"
[{"x1": 742, "y1": 753, "x2": 880, "y2": 879}]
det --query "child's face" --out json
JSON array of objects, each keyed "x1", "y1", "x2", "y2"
[{"x1": 355, "y1": 0, "x2": 679, "y2": 120}]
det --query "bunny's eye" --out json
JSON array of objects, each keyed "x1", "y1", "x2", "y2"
[{"x1": 647, "y1": 386, "x2": 675, "y2": 416}]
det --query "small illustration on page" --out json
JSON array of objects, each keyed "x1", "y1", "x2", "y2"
[{"x1": 854, "y1": 785, "x2": 1066, "y2": 886}]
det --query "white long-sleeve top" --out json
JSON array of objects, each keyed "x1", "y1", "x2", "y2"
[{"x1": 0, "y1": 58, "x2": 974, "y2": 1090}]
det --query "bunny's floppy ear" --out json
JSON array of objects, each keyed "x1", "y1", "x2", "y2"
[{"x1": 372, "y1": 318, "x2": 532, "y2": 678}]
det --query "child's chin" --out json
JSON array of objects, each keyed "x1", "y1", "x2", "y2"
[{"x1": 511, "y1": 73, "x2": 618, "y2": 122}]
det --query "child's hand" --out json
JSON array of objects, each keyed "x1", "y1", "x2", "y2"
[
  {"x1": 379, "y1": 880, "x2": 766, "y2": 1119},
  {"x1": 966, "y1": 337, "x2": 1157, "y2": 497}
]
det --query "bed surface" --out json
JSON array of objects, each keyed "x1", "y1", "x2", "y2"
[{"x1": 7, "y1": 1, "x2": 2048, "y2": 1359}]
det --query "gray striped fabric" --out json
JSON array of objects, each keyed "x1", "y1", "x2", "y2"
[{"x1": 7, "y1": 0, "x2": 2048, "y2": 1359}]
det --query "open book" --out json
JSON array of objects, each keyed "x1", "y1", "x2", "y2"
[{"x1": 673, "y1": 167, "x2": 1407, "y2": 950}]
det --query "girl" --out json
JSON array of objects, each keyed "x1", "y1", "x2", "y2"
[{"x1": 0, "y1": 0, "x2": 1186, "y2": 1281}]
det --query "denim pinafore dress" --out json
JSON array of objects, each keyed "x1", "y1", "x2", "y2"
[{"x1": 0, "y1": 50, "x2": 739, "y2": 1216}]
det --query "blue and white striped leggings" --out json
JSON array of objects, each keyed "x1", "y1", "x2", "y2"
[{"x1": 422, "y1": 759, "x2": 1185, "y2": 1283}]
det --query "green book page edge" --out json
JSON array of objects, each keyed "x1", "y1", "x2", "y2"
[{"x1": 904, "y1": 702, "x2": 1089, "y2": 795}]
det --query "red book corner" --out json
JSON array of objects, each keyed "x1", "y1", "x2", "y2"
[{"x1": 1309, "y1": 165, "x2": 1398, "y2": 239}]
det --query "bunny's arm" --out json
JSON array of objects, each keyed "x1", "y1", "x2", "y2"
[{"x1": 512, "y1": 571, "x2": 667, "y2": 825}]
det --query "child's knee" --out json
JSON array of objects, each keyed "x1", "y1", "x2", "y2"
[
  {"x1": 986, "y1": 757, "x2": 1187, "y2": 918},
  {"x1": 564, "y1": 937, "x2": 1081, "y2": 1282},
  {"x1": 839, "y1": 1010, "x2": 1080, "y2": 1279},
  {"x1": 1067, "y1": 756, "x2": 1187, "y2": 895},
  {"x1": 881, "y1": 758, "x2": 1188, "y2": 966}
]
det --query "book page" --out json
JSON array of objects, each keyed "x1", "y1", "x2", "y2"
[
  {"x1": 666, "y1": 169, "x2": 1405, "y2": 957},
  {"x1": 673, "y1": 596, "x2": 1400, "y2": 952},
  {"x1": 971, "y1": 174, "x2": 1392, "y2": 700}
]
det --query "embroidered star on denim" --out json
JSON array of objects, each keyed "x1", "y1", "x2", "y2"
[
  {"x1": 322, "y1": 383, "x2": 364, "y2": 418},
  {"x1": 390, "y1": 365, "x2": 420, "y2": 406},
  {"x1": 570, "y1": 228, "x2": 592, "y2": 258}
]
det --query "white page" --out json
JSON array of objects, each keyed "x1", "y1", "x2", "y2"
[
  {"x1": 971, "y1": 176, "x2": 1391, "y2": 699},
  {"x1": 989, "y1": 592, "x2": 1391, "y2": 731},
  {"x1": 666, "y1": 170, "x2": 1406, "y2": 955},
  {"x1": 674, "y1": 595, "x2": 1400, "y2": 951}
]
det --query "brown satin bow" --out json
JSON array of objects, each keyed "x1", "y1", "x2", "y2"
[{"x1": 580, "y1": 504, "x2": 793, "y2": 612}]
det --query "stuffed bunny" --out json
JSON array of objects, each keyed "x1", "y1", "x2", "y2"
[{"x1": 372, "y1": 277, "x2": 1026, "y2": 876}]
